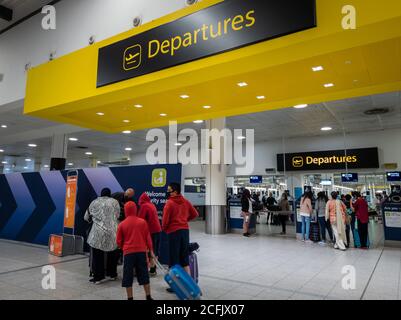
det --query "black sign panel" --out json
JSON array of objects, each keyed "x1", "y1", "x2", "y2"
[
  {"x1": 277, "y1": 148, "x2": 380, "y2": 172},
  {"x1": 97, "y1": 0, "x2": 316, "y2": 87}
]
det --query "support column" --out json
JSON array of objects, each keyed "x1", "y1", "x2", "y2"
[
  {"x1": 205, "y1": 118, "x2": 227, "y2": 235},
  {"x1": 50, "y1": 134, "x2": 67, "y2": 171},
  {"x1": 34, "y1": 160, "x2": 41, "y2": 172}
]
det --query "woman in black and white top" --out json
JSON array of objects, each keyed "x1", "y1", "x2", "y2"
[{"x1": 241, "y1": 189, "x2": 253, "y2": 237}]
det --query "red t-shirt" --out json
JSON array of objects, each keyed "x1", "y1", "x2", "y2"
[{"x1": 354, "y1": 198, "x2": 369, "y2": 224}]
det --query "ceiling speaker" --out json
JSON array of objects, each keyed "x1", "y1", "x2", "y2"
[
  {"x1": 133, "y1": 16, "x2": 142, "y2": 28},
  {"x1": 186, "y1": 0, "x2": 198, "y2": 5},
  {"x1": 89, "y1": 36, "x2": 95, "y2": 45}
]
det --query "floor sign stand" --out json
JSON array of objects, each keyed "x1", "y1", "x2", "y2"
[{"x1": 49, "y1": 170, "x2": 84, "y2": 256}]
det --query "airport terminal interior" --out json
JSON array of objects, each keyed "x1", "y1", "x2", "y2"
[{"x1": 1, "y1": 0, "x2": 401, "y2": 300}]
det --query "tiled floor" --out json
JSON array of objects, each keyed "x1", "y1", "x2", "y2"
[{"x1": 0, "y1": 219, "x2": 400, "y2": 300}]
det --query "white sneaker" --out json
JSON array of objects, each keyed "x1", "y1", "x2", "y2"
[
  {"x1": 318, "y1": 241, "x2": 326, "y2": 246},
  {"x1": 334, "y1": 244, "x2": 339, "y2": 249}
]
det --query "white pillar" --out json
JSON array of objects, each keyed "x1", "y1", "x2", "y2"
[
  {"x1": 205, "y1": 118, "x2": 227, "y2": 235},
  {"x1": 50, "y1": 134, "x2": 68, "y2": 170}
]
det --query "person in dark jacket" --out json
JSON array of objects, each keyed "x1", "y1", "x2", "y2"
[
  {"x1": 241, "y1": 189, "x2": 253, "y2": 237},
  {"x1": 278, "y1": 193, "x2": 290, "y2": 235},
  {"x1": 265, "y1": 192, "x2": 277, "y2": 225},
  {"x1": 112, "y1": 188, "x2": 135, "y2": 222}
]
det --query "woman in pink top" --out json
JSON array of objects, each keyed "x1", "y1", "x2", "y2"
[
  {"x1": 299, "y1": 191, "x2": 313, "y2": 243},
  {"x1": 325, "y1": 191, "x2": 347, "y2": 251}
]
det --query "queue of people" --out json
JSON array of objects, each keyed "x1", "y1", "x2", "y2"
[
  {"x1": 84, "y1": 182, "x2": 199, "y2": 300},
  {"x1": 299, "y1": 190, "x2": 370, "y2": 251}
]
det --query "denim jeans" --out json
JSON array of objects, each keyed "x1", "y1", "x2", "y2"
[
  {"x1": 318, "y1": 216, "x2": 327, "y2": 241},
  {"x1": 301, "y1": 215, "x2": 311, "y2": 240}
]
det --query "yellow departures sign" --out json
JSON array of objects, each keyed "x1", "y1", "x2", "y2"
[{"x1": 148, "y1": 10, "x2": 256, "y2": 58}]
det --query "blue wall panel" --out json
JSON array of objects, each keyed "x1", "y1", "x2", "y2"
[{"x1": 0, "y1": 164, "x2": 182, "y2": 246}]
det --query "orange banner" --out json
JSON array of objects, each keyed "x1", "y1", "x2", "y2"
[{"x1": 64, "y1": 174, "x2": 78, "y2": 229}]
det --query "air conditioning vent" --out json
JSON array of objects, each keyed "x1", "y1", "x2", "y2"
[
  {"x1": 75, "y1": 146, "x2": 89, "y2": 149},
  {"x1": 364, "y1": 108, "x2": 391, "y2": 115}
]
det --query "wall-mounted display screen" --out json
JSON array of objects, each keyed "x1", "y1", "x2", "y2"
[
  {"x1": 387, "y1": 172, "x2": 401, "y2": 182},
  {"x1": 341, "y1": 173, "x2": 359, "y2": 183},
  {"x1": 250, "y1": 176, "x2": 263, "y2": 184}
]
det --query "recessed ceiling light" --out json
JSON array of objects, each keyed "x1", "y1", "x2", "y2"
[
  {"x1": 237, "y1": 136, "x2": 246, "y2": 140},
  {"x1": 96, "y1": 112, "x2": 105, "y2": 116},
  {"x1": 353, "y1": 79, "x2": 359, "y2": 83},
  {"x1": 321, "y1": 127, "x2": 332, "y2": 131},
  {"x1": 25, "y1": 158, "x2": 32, "y2": 162},
  {"x1": 123, "y1": 120, "x2": 130, "y2": 123},
  {"x1": 160, "y1": 113, "x2": 167, "y2": 117},
  {"x1": 97, "y1": 161, "x2": 101, "y2": 164},
  {"x1": 193, "y1": 120, "x2": 204, "y2": 124},
  {"x1": 294, "y1": 104, "x2": 308, "y2": 109},
  {"x1": 256, "y1": 96, "x2": 266, "y2": 100},
  {"x1": 312, "y1": 66, "x2": 324, "y2": 72},
  {"x1": 174, "y1": 143, "x2": 183, "y2": 146},
  {"x1": 203, "y1": 105, "x2": 211, "y2": 109},
  {"x1": 180, "y1": 95, "x2": 190, "y2": 99},
  {"x1": 1, "y1": 125, "x2": 7, "y2": 128},
  {"x1": 69, "y1": 137, "x2": 78, "y2": 141},
  {"x1": 125, "y1": 147, "x2": 132, "y2": 151},
  {"x1": 0, "y1": 149, "x2": 4, "y2": 153},
  {"x1": 345, "y1": 60, "x2": 352, "y2": 65},
  {"x1": 28, "y1": 144, "x2": 37, "y2": 148},
  {"x1": 237, "y1": 82, "x2": 248, "y2": 87},
  {"x1": 1, "y1": 161, "x2": 7, "y2": 164},
  {"x1": 324, "y1": 83, "x2": 334, "y2": 88},
  {"x1": 85, "y1": 152, "x2": 93, "y2": 155},
  {"x1": 134, "y1": 104, "x2": 143, "y2": 108},
  {"x1": 44, "y1": 165, "x2": 49, "y2": 168},
  {"x1": 122, "y1": 130, "x2": 132, "y2": 134},
  {"x1": 23, "y1": 167, "x2": 28, "y2": 170},
  {"x1": 68, "y1": 163, "x2": 74, "y2": 166},
  {"x1": 4, "y1": 168, "x2": 10, "y2": 171}
]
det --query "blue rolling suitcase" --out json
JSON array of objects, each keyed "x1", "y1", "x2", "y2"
[{"x1": 156, "y1": 261, "x2": 202, "y2": 300}]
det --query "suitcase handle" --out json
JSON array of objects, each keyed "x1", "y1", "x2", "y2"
[{"x1": 154, "y1": 259, "x2": 168, "y2": 275}]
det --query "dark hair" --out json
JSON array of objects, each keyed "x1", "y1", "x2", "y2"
[
  {"x1": 168, "y1": 182, "x2": 181, "y2": 194},
  {"x1": 355, "y1": 192, "x2": 361, "y2": 198},
  {"x1": 331, "y1": 191, "x2": 338, "y2": 200},
  {"x1": 302, "y1": 191, "x2": 313, "y2": 200},
  {"x1": 242, "y1": 189, "x2": 251, "y2": 200},
  {"x1": 101, "y1": 188, "x2": 111, "y2": 197},
  {"x1": 345, "y1": 194, "x2": 352, "y2": 201},
  {"x1": 317, "y1": 191, "x2": 328, "y2": 202},
  {"x1": 281, "y1": 193, "x2": 288, "y2": 200}
]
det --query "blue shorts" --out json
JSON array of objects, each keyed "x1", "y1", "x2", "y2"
[
  {"x1": 168, "y1": 229, "x2": 190, "y2": 268},
  {"x1": 122, "y1": 252, "x2": 149, "y2": 287}
]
